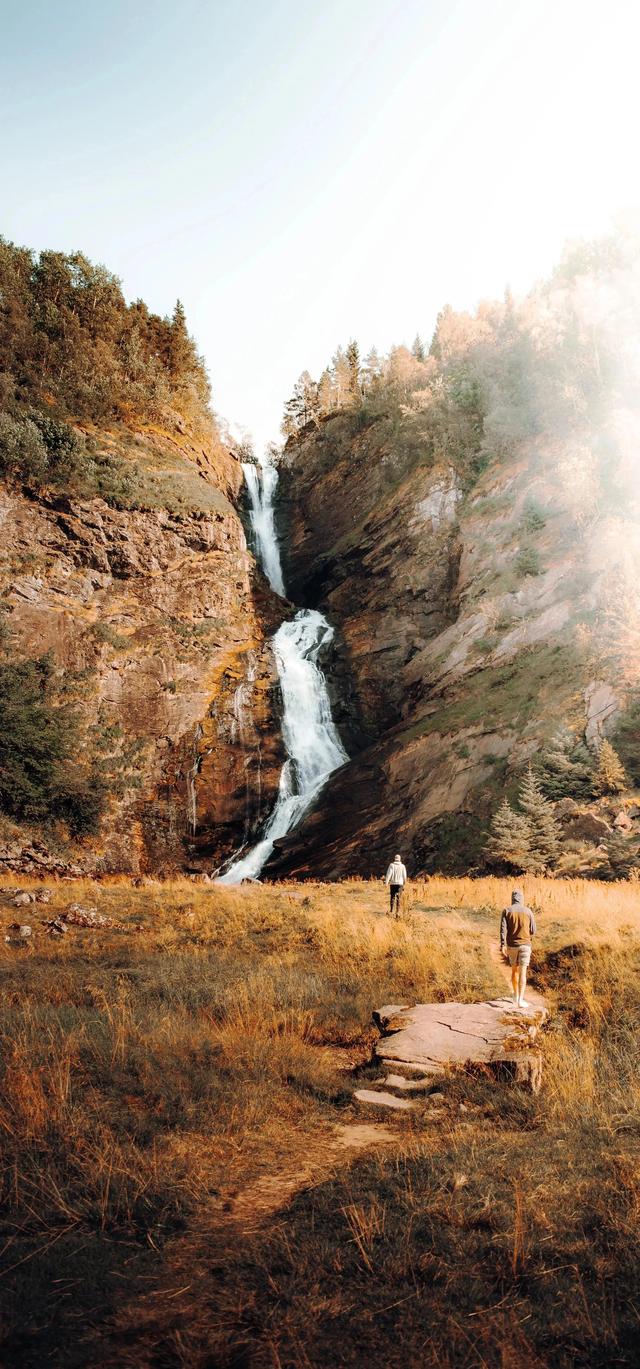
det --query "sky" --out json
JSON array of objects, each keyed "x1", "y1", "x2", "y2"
[{"x1": 1, "y1": 0, "x2": 639, "y2": 451}]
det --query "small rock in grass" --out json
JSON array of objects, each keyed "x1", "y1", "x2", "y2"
[
  {"x1": 45, "y1": 918, "x2": 68, "y2": 937},
  {"x1": 12, "y1": 892, "x2": 34, "y2": 907}
]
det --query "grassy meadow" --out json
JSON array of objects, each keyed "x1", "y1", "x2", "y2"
[{"x1": 1, "y1": 875, "x2": 639, "y2": 1367}]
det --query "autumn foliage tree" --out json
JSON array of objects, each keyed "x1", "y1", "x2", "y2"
[{"x1": 0, "y1": 238, "x2": 213, "y2": 435}]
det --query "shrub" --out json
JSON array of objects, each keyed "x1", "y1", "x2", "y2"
[
  {"x1": 0, "y1": 653, "x2": 106, "y2": 834},
  {"x1": 516, "y1": 545, "x2": 541, "y2": 577},
  {"x1": 28, "y1": 411, "x2": 94, "y2": 487},
  {"x1": 0, "y1": 412, "x2": 47, "y2": 481},
  {"x1": 522, "y1": 498, "x2": 547, "y2": 533}
]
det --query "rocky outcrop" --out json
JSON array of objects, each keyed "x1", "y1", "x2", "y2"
[
  {"x1": 268, "y1": 409, "x2": 638, "y2": 878},
  {"x1": 0, "y1": 423, "x2": 284, "y2": 874},
  {"x1": 354, "y1": 997, "x2": 547, "y2": 1101}
]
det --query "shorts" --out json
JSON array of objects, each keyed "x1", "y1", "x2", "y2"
[{"x1": 507, "y1": 944, "x2": 531, "y2": 967}]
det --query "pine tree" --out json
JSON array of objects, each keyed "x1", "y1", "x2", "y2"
[
  {"x1": 599, "y1": 830, "x2": 640, "y2": 880},
  {"x1": 345, "y1": 339, "x2": 361, "y2": 399},
  {"x1": 168, "y1": 299, "x2": 194, "y2": 376},
  {"x1": 537, "y1": 725, "x2": 595, "y2": 799},
  {"x1": 362, "y1": 347, "x2": 382, "y2": 395},
  {"x1": 317, "y1": 368, "x2": 335, "y2": 414},
  {"x1": 484, "y1": 798, "x2": 531, "y2": 872},
  {"x1": 592, "y1": 739, "x2": 627, "y2": 796},
  {"x1": 412, "y1": 333, "x2": 426, "y2": 362},
  {"x1": 281, "y1": 371, "x2": 320, "y2": 437},
  {"x1": 331, "y1": 346, "x2": 351, "y2": 407},
  {"x1": 518, "y1": 764, "x2": 561, "y2": 870}
]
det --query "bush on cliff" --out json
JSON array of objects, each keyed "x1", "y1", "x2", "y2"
[{"x1": 0, "y1": 653, "x2": 106, "y2": 835}]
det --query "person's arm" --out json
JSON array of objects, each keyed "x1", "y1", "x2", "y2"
[
  {"x1": 401, "y1": 863, "x2": 408, "y2": 884},
  {"x1": 499, "y1": 910, "x2": 507, "y2": 950},
  {"x1": 384, "y1": 866, "x2": 391, "y2": 885},
  {"x1": 529, "y1": 909, "x2": 537, "y2": 938}
]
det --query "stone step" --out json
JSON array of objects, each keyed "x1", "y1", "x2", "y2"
[
  {"x1": 380, "y1": 1073, "x2": 436, "y2": 1092},
  {"x1": 354, "y1": 1088, "x2": 415, "y2": 1111}
]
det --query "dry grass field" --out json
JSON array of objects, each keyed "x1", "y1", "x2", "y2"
[{"x1": 1, "y1": 875, "x2": 639, "y2": 1367}]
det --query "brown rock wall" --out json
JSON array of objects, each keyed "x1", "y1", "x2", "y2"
[
  {"x1": 0, "y1": 427, "x2": 284, "y2": 874},
  {"x1": 270, "y1": 416, "x2": 636, "y2": 878}
]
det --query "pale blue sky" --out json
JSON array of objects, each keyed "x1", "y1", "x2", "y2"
[{"x1": 2, "y1": 0, "x2": 639, "y2": 449}]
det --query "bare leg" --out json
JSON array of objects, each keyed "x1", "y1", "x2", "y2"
[
  {"x1": 511, "y1": 965, "x2": 518, "y2": 1001},
  {"x1": 518, "y1": 963, "x2": 529, "y2": 1006}
]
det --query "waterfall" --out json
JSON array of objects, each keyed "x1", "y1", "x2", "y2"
[
  {"x1": 242, "y1": 461, "x2": 285, "y2": 597},
  {"x1": 219, "y1": 459, "x2": 348, "y2": 883}
]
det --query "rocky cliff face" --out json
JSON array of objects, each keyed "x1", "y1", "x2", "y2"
[
  {"x1": 269, "y1": 399, "x2": 639, "y2": 878},
  {"x1": 0, "y1": 422, "x2": 284, "y2": 875}
]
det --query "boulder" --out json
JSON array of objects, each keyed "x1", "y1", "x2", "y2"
[
  {"x1": 613, "y1": 810, "x2": 633, "y2": 830},
  {"x1": 12, "y1": 891, "x2": 34, "y2": 907},
  {"x1": 372, "y1": 998, "x2": 547, "y2": 1094},
  {"x1": 554, "y1": 798, "x2": 580, "y2": 820},
  {"x1": 563, "y1": 813, "x2": 612, "y2": 843},
  {"x1": 584, "y1": 681, "x2": 619, "y2": 748}
]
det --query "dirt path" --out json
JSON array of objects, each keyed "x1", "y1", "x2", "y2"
[{"x1": 228, "y1": 1121, "x2": 398, "y2": 1231}]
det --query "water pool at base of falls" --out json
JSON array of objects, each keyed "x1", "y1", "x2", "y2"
[{"x1": 217, "y1": 463, "x2": 347, "y2": 884}]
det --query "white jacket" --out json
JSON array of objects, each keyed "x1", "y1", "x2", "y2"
[{"x1": 385, "y1": 861, "x2": 407, "y2": 886}]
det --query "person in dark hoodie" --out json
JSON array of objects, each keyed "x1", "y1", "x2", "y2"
[{"x1": 500, "y1": 888, "x2": 537, "y2": 1008}]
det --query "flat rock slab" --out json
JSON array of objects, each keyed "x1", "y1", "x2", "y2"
[
  {"x1": 354, "y1": 1088, "x2": 415, "y2": 1111},
  {"x1": 382, "y1": 1073, "x2": 436, "y2": 1092},
  {"x1": 373, "y1": 998, "x2": 547, "y2": 1092}
]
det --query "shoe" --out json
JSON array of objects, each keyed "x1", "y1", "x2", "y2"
[{"x1": 518, "y1": 999, "x2": 530, "y2": 1008}]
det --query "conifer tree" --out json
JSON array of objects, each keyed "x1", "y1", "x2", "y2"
[
  {"x1": 412, "y1": 333, "x2": 426, "y2": 362},
  {"x1": 592, "y1": 739, "x2": 627, "y2": 796},
  {"x1": 317, "y1": 368, "x2": 334, "y2": 414},
  {"x1": 599, "y1": 830, "x2": 640, "y2": 880},
  {"x1": 168, "y1": 299, "x2": 193, "y2": 376},
  {"x1": 362, "y1": 347, "x2": 382, "y2": 394},
  {"x1": 537, "y1": 725, "x2": 595, "y2": 799},
  {"x1": 345, "y1": 339, "x2": 361, "y2": 398},
  {"x1": 331, "y1": 346, "x2": 350, "y2": 407},
  {"x1": 518, "y1": 764, "x2": 561, "y2": 870},
  {"x1": 281, "y1": 371, "x2": 320, "y2": 437},
  {"x1": 484, "y1": 798, "x2": 531, "y2": 872}
]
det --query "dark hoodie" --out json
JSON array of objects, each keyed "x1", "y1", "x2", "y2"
[{"x1": 500, "y1": 889, "x2": 536, "y2": 948}]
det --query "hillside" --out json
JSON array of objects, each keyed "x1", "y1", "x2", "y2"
[
  {"x1": 270, "y1": 231, "x2": 640, "y2": 879},
  {"x1": 0, "y1": 240, "x2": 282, "y2": 876}
]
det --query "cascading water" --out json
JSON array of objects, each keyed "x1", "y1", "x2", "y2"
[
  {"x1": 242, "y1": 461, "x2": 286, "y2": 597},
  {"x1": 219, "y1": 459, "x2": 348, "y2": 883}
]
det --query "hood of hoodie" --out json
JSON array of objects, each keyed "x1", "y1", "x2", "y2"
[{"x1": 511, "y1": 889, "x2": 524, "y2": 906}]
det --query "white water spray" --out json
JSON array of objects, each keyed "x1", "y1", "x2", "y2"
[
  {"x1": 219, "y1": 460, "x2": 347, "y2": 882},
  {"x1": 242, "y1": 461, "x2": 285, "y2": 597}
]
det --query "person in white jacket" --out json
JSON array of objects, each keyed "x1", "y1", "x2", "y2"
[{"x1": 384, "y1": 853, "x2": 407, "y2": 917}]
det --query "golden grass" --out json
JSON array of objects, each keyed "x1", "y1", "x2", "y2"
[{"x1": 1, "y1": 874, "x2": 639, "y2": 1365}]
